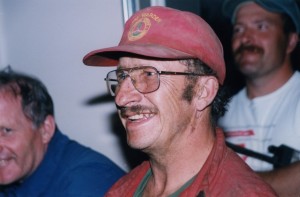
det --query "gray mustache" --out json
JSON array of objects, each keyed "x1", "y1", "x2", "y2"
[{"x1": 119, "y1": 105, "x2": 158, "y2": 118}]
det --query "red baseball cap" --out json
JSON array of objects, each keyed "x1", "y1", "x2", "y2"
[{"x1": 83, "y1": 6, "x2": 226, "y2": 84}]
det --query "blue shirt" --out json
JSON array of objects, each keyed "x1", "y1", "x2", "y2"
[{"x1": 0, "y1": 129, "x2": 125, "y2": 197}]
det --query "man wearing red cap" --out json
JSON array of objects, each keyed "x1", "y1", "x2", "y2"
[
  {"x1": 83, "y1": 6, "x2": 276, "y2": 196},
  {"x1": 219, "y1": 0, "x2": 300, "y2": 196}
]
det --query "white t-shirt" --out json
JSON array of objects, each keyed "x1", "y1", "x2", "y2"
[{"x1": 218, "y1": 71, "x2": 300, "y2": 171}]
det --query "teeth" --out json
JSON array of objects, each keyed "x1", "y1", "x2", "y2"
[
  {"x1": 129, "y1": 114, "x2": 153, "y2": 120},
  {"x1": 129, "y1": 114, "x2": 143, "y2": 120}
]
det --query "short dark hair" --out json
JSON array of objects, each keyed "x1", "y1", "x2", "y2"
[
  {"x1": 0, "y1": 67, "x2": 54, "y2": 128},
  {"x1": 180, "y1": 59, "x2": 230, "y2": 127}
]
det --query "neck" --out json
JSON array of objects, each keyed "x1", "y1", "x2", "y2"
[
  {"x1": 246, "y1": 64, "x2": 294, "y2": 99},
  {"x1": 143, "y1": 118, "x2": 215, "y2": 196}
]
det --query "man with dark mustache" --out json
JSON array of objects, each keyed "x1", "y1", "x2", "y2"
[
  {"x1": 218, "y1": 0, "x2": 300, "y2": 196},
  {"x1": 83, "y1": 6, "x2": 276, "y2": 196}
]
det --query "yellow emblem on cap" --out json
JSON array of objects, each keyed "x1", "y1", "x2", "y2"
[{"x1": 128, "y1": 16, "x2": 151, "y2": 41}]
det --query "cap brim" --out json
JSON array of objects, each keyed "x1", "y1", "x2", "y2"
[{"x1": 83, "y1": 44, "x2": 194, "y2": 66}]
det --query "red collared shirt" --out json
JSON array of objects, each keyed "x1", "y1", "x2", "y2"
[{"x1": 105, "y1": 128, "x2": 277, "y2": 197}]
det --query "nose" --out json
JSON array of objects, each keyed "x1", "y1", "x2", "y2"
[
  {"x1": 115, "y1": 77, "x2": 142, "y2": 107},
  {"x1": 239, "y1": 28, "x2": 254, "y2": 45},
  {"x1": 233, "y1": 27, "x2": 254, "y2": 52}
]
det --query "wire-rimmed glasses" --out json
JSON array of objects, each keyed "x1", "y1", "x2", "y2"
[{"x1": 105, "y1": 66, "x2": 206, "y2": 96}]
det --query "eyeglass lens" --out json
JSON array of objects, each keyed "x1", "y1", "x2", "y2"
[{"x1": 106, "y1": 66, "x2": 160, "y2": 96}]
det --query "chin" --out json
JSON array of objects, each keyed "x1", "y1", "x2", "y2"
[
  {"x1": 128, "y1": 141, "x2": 144, "y2": 150},
  {"x1": 0, "y1": 175, "x2": 19, "y2": 185},
  {"x1": 127, "y1": 138, "x2": 150, "y2": 150}
]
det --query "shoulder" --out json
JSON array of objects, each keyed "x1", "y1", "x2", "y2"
[
  {"x1": 47, "y1": 131, "x2": 125, "y2": 196},
  {"x1": 218, "y1": 87, "x2": 247, "y2": 127},
  {"x1": 213, "y1": 148, "x2": 277, "y2": 196},
  {"x1": 58, "y1": 136, "x2": 124, "y2": 175},
  {"x1": 227, "y1": 87, "x2": 247, "y2": 106},
  {"x1": 52, "y1": 130, "x2": 115, "y2": 166}
]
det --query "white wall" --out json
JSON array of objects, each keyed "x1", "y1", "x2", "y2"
[
  {"x1": 0, "y1": 0, "x2": 132, "y2": 171},
  {"x1": 0, "y1": 1, "x2": 6, "y2": 66}
]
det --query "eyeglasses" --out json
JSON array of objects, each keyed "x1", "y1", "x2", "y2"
[{"x1": 105, "y1": 66, "x2": 206, "y2": 96}]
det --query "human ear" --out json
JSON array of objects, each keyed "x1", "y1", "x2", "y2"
[
  {"x1": 287, "y1": 33, "x2": 298, "y2": 54},
  {"x1": 40, "y1": 115, "x2": 56, "y2": 144},
  {"x1": 195, "y1": 77, "x2": 219, "y2": 111}
]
